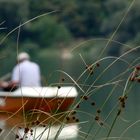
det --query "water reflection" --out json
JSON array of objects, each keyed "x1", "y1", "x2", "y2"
[
  {"x1": 0, "y1": 112, "x2": 78, "y2": 140},
  {"x1": 17, "y1": 123, "x2": 78, "y2": 140}
]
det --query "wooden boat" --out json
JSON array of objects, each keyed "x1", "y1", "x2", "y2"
[{"x1": 0, "y1": 86, "x2": 78, "y2": 113}]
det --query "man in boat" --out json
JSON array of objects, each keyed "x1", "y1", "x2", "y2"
[{"x1": 0, "y1": 52, "x2": 41, "y2": 91}]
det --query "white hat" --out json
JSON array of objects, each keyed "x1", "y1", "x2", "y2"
[{"x1": 18, "y1": 52, "x2": 30, "y2": 61}]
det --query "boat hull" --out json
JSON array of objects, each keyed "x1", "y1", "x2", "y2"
[
  {"x1": 0, "y1": 96, "x2": 75, "y2": 112},
  {"x1": 0, "y1": 86, "x2": 78, "y2": 113}
]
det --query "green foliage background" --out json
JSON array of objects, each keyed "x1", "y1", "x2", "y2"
[{"x1": 0, "y1": 0, "x2": 140, "y2": 84}]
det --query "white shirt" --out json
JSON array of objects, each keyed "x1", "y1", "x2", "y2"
[{"x1": 12, "y1": 60, "x2": 41, "y2": 86}]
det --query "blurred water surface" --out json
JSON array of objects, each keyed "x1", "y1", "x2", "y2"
[{"x1": 0, "y1": 50, "x2": 140, "y2": 140}]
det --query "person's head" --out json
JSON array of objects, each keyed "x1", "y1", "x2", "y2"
[{"x1": 17, "y1": 52, "x2": 30, "y2": 63}]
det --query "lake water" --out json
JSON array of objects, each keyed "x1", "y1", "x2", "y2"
[
  {"x1": 0, "y1": 83, "x2": 140, "y2": 140},
  {"x1": 0, "y1": 52, "x2": 140, "y2": 140},
  {"x1": 0, "y1": 113, "x2": 79, "y2": 140}
]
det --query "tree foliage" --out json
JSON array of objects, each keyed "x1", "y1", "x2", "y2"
[
  {"x1": 0, "y1": 0, "x2": 140, "y2": 52},
  {"x1": 29, "y1": 16, "x2": 72, "y2": 48}
]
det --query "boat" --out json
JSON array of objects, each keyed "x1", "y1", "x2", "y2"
[{"x1": 0, "y1": 86, "x2": 78, "y2": 113}]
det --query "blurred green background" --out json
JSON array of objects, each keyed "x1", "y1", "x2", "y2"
[
  {"x1": 0, "y1": 0, "x2": 140, "y2": 84},
  {"x1": 0, "y1": 0, "x2": 140, "y2": 139}
]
